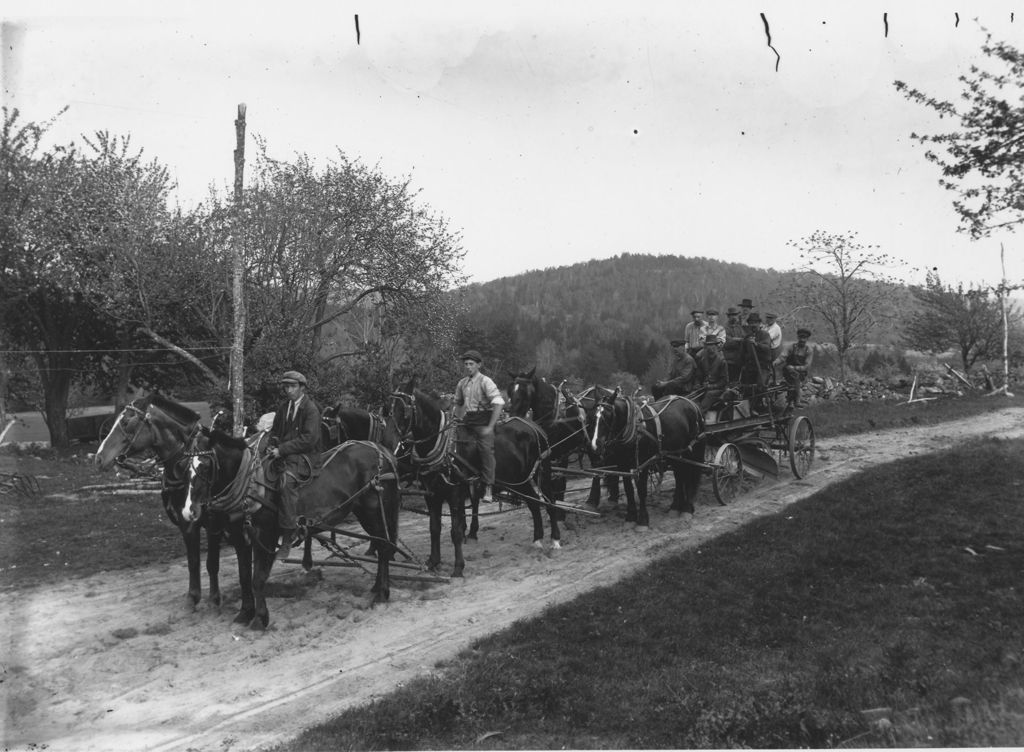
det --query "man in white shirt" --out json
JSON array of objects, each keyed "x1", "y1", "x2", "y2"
[
  {"x1": 453, "y1": 350, "x2": 505, "y2": 502},
  {"x1": 683, "y1": 310, "x2": 707, "y2": 360},
  {"x1": 765, "y1": 312, "x2": 783, "y2": 383}
]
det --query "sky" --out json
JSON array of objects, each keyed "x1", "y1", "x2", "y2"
[{"x1": 3, "y1": 1, "x2": 1024, "y2": 291}]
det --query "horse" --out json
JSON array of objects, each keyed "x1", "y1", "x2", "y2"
[
  {"x1": 183, "y1": 430, "x2": 401, "y2": 628},
  {"x1": 583, "y1": 387, "x2": 707, "y2": 527},
  {"x1": 320, "y1": 404, "x2": 387, "y2": 449},
  {"x1": 94, "y1": 393, "x2": 224, "y2": 611},
  {"x1": 385, "y1": 378, "x2": 561, "y2": 578}
]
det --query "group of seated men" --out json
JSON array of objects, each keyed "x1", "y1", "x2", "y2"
[{"x1": 653, "y1": 300, "x2": 814, "y2": 413}]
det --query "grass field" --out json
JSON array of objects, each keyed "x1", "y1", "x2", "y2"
[{"x1": 277, "y1": 435, "x2": 1024, "y2": 750}]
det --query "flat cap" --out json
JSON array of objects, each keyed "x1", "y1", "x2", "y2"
[
  {"x1": 690, "y1": 309, "x2": 704, "y2": 315},
  {"x1": 280, "y1": 370, "x2": 307, "y2": 385},
  {"x1": 670, "y1": 340, "x2": 686, "y2": 348},
  {"x1": 726, "y1": 306, "x2": 739, "y2": 315},
  {"x1": 706, "y1": 308, "x2": 719, "y2": 316},
  {"x1": 745, "y1": 313, "x2": 762, "y2": 324},
  {"x1": 797, "y1": 327, "x2": 812, "y2": 337},
  {"x1": 765, "y1": 312, "x2": 778, "y2": 319},
  {"x1": 460, "y1": 349, "x2": 484, "y2": 363}
]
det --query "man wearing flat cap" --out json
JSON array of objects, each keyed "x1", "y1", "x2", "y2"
[
  {"x1": 683, "y1": 309, "x2": 707, "y2": 360},
  {"x1": 453, "y1": 350, "x2": 505, "y2": 503},
  {"x1": 653, "y1": 340, "x2": 699, "y2": 399},
  {"x1": 269, "y1": 370, "x2": 322, "y2": 560},
  {"x1": 775, "y1": 328, "x2": 814, "y2": 408}
]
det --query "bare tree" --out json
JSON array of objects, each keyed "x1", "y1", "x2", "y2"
[{"x1": 777, "y1": 230, "x2": 900, "y2": 379}]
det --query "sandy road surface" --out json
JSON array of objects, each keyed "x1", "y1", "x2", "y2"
[{"x1": 3, "y1": 407, "x2": 1023, "y2": 752}]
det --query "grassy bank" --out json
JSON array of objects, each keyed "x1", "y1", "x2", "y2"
[{"x1": 279, "y1": 436, "x2": 1024, "y2": 749}]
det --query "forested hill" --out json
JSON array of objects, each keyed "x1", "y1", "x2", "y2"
[{"x1": 454, "y1": 252, "x2": 785, "y2": 385}]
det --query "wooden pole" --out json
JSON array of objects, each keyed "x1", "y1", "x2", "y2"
[{"x1": 231, "y1": 104, "x2": 248, "y2": 435}]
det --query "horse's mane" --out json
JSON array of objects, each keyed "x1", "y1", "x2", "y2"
[
  {"x1": 149, "y1": 393, "x2": 201, "y2": 425},
  {"x1": 205, "y1": 427, "x2": 248, "y2": 450}
]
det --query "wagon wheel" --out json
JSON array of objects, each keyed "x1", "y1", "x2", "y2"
[
  {"x1": 711, "y1": 443, "x2": 744, "y2": 505},
  {"x1": 787, "y1": 415, "x2": 815, "y2": 479},
  {"x1": 97, "y1": 415, "x2": 116, "y2": 443}
]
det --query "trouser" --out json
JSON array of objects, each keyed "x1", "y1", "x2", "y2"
[
  {"x1": 278, "y1": 474, "x2": 299, "y2": 530},
  {"x1": 784, "y1": 368, "x2": 806, "y2": 404},
  {"x1": 699, "y1": 389, "x2": 724, "y2": 412},
  {"x1": 458, "y1": 423, "x2": 496, "y2": 486}
]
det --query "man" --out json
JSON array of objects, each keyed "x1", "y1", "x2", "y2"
[
  {"x1": 652, "y1": 340, "x2": 699, "y2": 399},
  {"x1": 453, "y1": 350, "x2": 505, "y2": 503},
  {"x1": 775, "y1": 328, "x2": 815, "y2": 407},
  {"x1": 721, "y1": 306, "x2": 746, "y2": 383},
  {"x1": 702, "y1": 308, "x2": 725, "y2": 349},
  {"x1": 739, "y1": 313, "x2": 774, "y2": 391},
  {"x1": 683, "y1": 309, "x2": 707, "y2": 360},
  {"x1": 765, "y1": 312, "x2": 783, "y2": 382},
  {"x1": 736, "y1": 298, "x2": 755, "y2": 326},
  {"x1": 269, "y1": 370, "x2": 322, "y2": 561},
  {"x1": 696, "y1": 333, "x2": 729, "y2": 416}
]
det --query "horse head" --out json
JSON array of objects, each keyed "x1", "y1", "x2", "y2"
[
  {"x1": 507, "y1": 366, "x2": 538, "y2": 418},
  {"x1": 586, "y1": 386, "x2": 627, "y2": 454},
  {"x1": 95, "y1": 400, "x2": 153, "y2": 471},
  {"x1": 183, "y1": 427, "x2": 249, "y2": 523}
]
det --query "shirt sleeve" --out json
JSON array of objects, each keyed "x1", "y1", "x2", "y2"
[{"x1": 483, "y1": 376, "x2": 505, "y2": 407}]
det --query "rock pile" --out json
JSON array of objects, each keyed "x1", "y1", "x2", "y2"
[{"x1": 800, "y1": 371, "x2": 974, "y2": 403}]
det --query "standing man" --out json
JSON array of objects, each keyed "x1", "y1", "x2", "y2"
[
  {"x1": 739, "y1": 313, "x2": 774, "y2": 391},
  {"x1": 702, "y1": 309, "x2": 725, "y2": 349},
  {"x1": 765, "y1": 312, "x2": 783, "y2": 382},
  {"x1": 721, "y1": 307, "x2": 746, "y2": 383},
  {"x1": 776, "y1": 328, "x2": 815, "y2": 408},
  {"x1": 697, "y1": 333, "x2": 729, "y2": 417},
  {"x1": 453, "y1": 350, "x2": 505, "y2": 503},
  {"x1": 269, "y1": 370, "x2": 322, "y2": 561},
  {"x1": 683, "y1": 309, "x2": 707, "y2": 360},
  {"x1": 736, "y1": 298, "x2": 755, "y2": 326}
]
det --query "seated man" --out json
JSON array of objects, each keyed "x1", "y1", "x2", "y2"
[
  {"x1": 652, "y1": 340, "x2": 699, "y2": 399},
  {"x1": 697, "y1": 334, "x2": 729, "y2": 419},
  {"x1": 775, "y1": 327, "x2": 814, "y2": 407}
]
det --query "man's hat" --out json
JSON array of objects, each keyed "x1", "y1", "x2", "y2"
[
  {"x1": 280, "y1": 370, "x2": 307, "y2": 386},
  {"x1": 737, "y1": 298, "x2": 754, "y2": 308},
  {"x1": 690, "y1": 309, "x2": 704, "y2": 315},
  {"x1": 460, "y1": 349, "x2": 484, "y2": 363},
  {"x1": 670, "y1": 340, "x2": 685, "y2": 348},
  {"x1": 746, "y1": 313, "x2": 762, "y2": 324},
  {"x1": 704, "y1": 333, "x2": 722, "y2": 345},
  {"x1": 706, "y1": 308, "x2": 719, "y2": 316},
  {"x1": 797, "y1": 327, "x2": 812, "y2": 337},
  {"x1": 765, "y1": 312, "x2": 778, "y2": 320},
  {"x1": 726, "y1": 306, "x2": 740, "y2": 315}
]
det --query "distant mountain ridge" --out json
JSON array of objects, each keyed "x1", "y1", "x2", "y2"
[{"x1": 454, "y1": 252, "x2": 789, "y2": 384}]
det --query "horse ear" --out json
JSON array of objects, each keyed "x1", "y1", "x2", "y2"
[
  {"x1": 508, "y1": 370, "x2": 517, "y2": 379},
  {"x1": 527, "y1": 366, "x2": 536, "y2": 379},
  {"x1": 611, "y1": 386, "x2": 621, "y2": 401}
]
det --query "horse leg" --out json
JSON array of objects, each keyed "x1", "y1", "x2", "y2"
[
  {"x1": 180, "y1": 522, "x2": 203, "y2": 610},
  {"x1": 635, "y1": 470, "x2": 650, "y2": 528},
  {"x1": 467, "y1": 483, "x2": 480, "y2": 541},
  {"x1": 618, "y1": 471, "x2": 634, "y2": 524},
  {"x1": 249, "y1": 522, "x2": 278, "y2": 630},
  {"x1": 425, "y1": 488, "x2": 444, "y2": 572},
  {"x1": 449, "y1": 485, "x2": 467, "y2": 578},
  {"x1": 231, "y1": 532, "x2": 256, "y2": 626},
  {"x1": 206, "y1": 527, "x2": 223, "y2": 608},
  {"x1": 586, "y1": 476, "x2": 602, "y2": 508}
]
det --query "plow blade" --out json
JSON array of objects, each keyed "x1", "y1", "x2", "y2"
[{"x1": 737, "y1": 443, "x2": 780, "y2": 478}]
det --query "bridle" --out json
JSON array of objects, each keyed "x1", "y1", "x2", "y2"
[{"x1": 387, "y1": 389, "x2": 452, "y2": 472}]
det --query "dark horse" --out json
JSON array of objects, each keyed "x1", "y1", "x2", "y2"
[
  {"x1": 385, "y1": 378, "x2": 561, "y2": 578},
  {"x1": 183, "y1": 430, "x2": 401, "y2": 628},
  {"x1": 95, "y1": 394, "x2": 224, "y2": 610},
  {"x1": 320, "y1": 404, "x2": 387, "y2": 449},
  {"x1": 584, "y1": 388, "x2": 707, "y2": 527}
]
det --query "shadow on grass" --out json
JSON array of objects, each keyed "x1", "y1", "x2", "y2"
[{"x1": 277, "y1": 436, "x2": 1024, "y2": 750}]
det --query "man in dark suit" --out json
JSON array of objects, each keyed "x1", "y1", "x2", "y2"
[{"x1": 269, "y1": 370, "x2": 322, "y2": 560}]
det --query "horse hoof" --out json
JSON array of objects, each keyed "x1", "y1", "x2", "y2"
[
  {"x1": 532, "y1": 539, "x2": 544, "y2": 549},
  {"x1": 467, "y1": 532, "x2": 478, "y2": 541},
  {"x1": 551, "y1": 540, "x2": 562, "y2": 550},
  {"x1": 452, "y1": 566, "x2": 465, "y2": 578},
  {"x1": 625, "y1": 513, "x2": 638, "y2": 523},
  {"x1": 233, "y1": 611, "x2": 253, "y2": 625}
]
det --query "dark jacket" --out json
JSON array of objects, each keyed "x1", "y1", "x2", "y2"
[
  {"x1": 271, "y1": 396, "x2": 323, "y2": 468},
  {"x1": 698, "y1": 350, "x2": 729, "y2": 390}
]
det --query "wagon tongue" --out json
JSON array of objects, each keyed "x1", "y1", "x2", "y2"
[{"x1": 737, "y1": 444, "x2": 780, "y2": 478}]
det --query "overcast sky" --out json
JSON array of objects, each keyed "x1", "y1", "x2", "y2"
[{"x1": 3, "y1": 1, "x2": 1024, "y2": 290}]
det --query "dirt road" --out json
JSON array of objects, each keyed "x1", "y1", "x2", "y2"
[{"x1": 3, "y1": 407, "x2": 1023, "y2": 752}]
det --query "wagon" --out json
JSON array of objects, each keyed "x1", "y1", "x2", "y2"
[{"x1": 697, "y1": 383, "x2": 815, "y2": 504}]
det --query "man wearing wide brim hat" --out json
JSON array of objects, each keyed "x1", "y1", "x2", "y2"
[
  {"x1": 774, "y1": 328, "x2": 814, "y2": 408},
  {"x1": 696, "y1": 333, "x2": 730, "y2": 415},
  {"x1": 735, "y1": 298, "x2": 755, "y2": 326},
  {"x1": 269, "y1": 370, "x2": 322, "y2": 560},
  {"x1": 722, "y1": 307, "x2": 746, "y2": 382},
  {"x1": 453, "y1": 350, "x2": 505, "y2": 503}
]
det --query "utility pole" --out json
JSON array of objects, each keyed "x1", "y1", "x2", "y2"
[
  {"x1": 231, "y1": 104, "x2": 248, "y2": 435},
  {"x1": 990, "y1": 243, "x2": 1016, "y2": 398}
]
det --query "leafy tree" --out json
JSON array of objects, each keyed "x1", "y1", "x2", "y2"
[
  {"x1": 776, "y1": 230, "x2": 900, "y2": 379},
  {"x1": 903, "y1": 272, "x2": 1016, "y2": 372}
]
